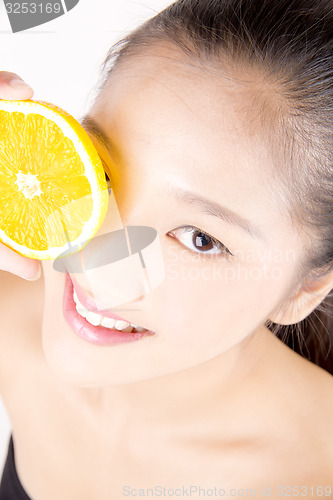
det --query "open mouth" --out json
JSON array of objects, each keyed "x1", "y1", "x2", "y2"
[
  {"x1": 63, "y1": 274, "x2": 155, "y2": 346},
  {"x1": 72, "y1": 288, "x2": 148, "y2": 334}
]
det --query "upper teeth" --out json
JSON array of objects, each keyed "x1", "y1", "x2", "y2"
[{"x1": 73, "y1": 289, "x2": 147, "y2": 332}]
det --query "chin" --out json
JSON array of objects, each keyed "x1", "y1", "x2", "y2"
[{"x1": 40, "y1": 320, "x2": 162, "y2": 388}]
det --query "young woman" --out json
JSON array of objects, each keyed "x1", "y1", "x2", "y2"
[{"x1": 0, "y1": 0, "x2": 332, "y2": 498}]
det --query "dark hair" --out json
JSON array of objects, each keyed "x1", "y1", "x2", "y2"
[{"x1": 95, "y1": 0, "x2": 333, "y2": 374}]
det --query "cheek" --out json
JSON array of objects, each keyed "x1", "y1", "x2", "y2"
[{"x1": 155, "y1": 252, "x2": 294, "y2": 348}]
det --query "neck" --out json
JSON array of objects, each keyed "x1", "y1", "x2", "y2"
[{"x1": 73, "y1": 324, "x2": 272, "y2": 436}]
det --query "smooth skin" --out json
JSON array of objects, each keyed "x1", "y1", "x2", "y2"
[{"x1": 0, "y1": 48, "x2": 333, "y2": 500}]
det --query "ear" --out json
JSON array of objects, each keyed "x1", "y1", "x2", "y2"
[{"x1": 269, "y1": 267, "x2": 333, "y2": 325}]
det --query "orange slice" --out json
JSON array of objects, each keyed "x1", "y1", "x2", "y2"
[{"x1": 0, "y1": 99, "x2": 109, "y2": 260}]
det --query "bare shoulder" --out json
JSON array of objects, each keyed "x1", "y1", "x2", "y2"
[
  {"x1": 267, "y1": 329, "x2": 333, "y2": 399},
  {"x1": 266, "y1": 329, "x2": 333, "y2": 418},
  {"x1": 260, "y1": 330, "x2": 333, "y2": 480},
  {"x1": 292, "y1": 352, "x2": 333, "y2": 473}
]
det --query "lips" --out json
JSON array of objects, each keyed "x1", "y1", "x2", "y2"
[
  {"x1": 69, "y1": 274, "x2": 149, "y2": 331},
  {"x1": 63, "y1": 274, "x2": 155, "y2": 346}
]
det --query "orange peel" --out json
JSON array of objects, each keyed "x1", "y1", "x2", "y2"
[{"x1": 0, "y1": 99, "x2": 109, "y2": 260}]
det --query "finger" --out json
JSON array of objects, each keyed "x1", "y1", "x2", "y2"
[
  {"x1": 0, "y1": 244, "x2": 41, "y2": 281},
  {"x1": 0, "y1": 72, "x2": 34, "y2": 100}
]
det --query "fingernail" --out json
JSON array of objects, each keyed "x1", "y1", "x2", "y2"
[
  {"x1": 22, "y1": 265, "x2": 41, "y2": 281},
  {"x1": 9, "y1": 79, "x2": 33, "y2": 90}
]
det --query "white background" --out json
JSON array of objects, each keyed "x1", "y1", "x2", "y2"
[{"x1": 0, "y1": 0, "x2": 171, "y2": 474}]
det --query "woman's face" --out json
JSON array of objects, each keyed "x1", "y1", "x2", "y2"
[{"x1": 41, "y1": 45, "x2": 303, "y2": 387}]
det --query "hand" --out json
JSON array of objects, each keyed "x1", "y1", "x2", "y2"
[{"x1": 0, "y1": 72, "x2": 41, "y2": 281}]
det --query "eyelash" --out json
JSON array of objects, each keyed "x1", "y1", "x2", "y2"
[
  {"x1": 97, "y1": 155, "x2": 231, "y2": 259},
  {"x1": 98, "y1": 155, "x2": 112, "y2": 191},
  {"x1": 167, "y1": 225, "x2": 233, "y2": 258},
  {"x1": 101, "y1": 161, "x2": 110, "y2": 182}
]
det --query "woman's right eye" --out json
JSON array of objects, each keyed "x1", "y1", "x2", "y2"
[
  {"x1": 99, "y1": 156, "x2": 110, "y2": 180},
  {"x1": 98, "y1": 155, "x2": 112, "y2": 193},
  {"x1": 105, "y1": 173, "x2": 112, "y2": 195}
]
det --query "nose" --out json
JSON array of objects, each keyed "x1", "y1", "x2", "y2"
[{"x1": 52, "y1": 199, "x2": 165, "y2": 311}]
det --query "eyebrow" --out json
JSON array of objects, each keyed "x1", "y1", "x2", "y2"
[
  {"x1": 168, "y1": 186, "x2": 265, "y2": 242},
  {"x1": 80, "y1": 116, "x2": 264, "y2": 242},
  {"x1": 80, "y1": 115, "x2": 117, "y2": 157}
]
